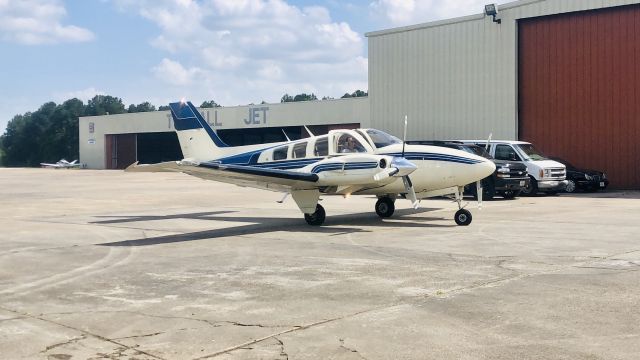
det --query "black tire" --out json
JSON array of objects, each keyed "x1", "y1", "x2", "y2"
[
  {"x1": 521, "y1": 176, "x2": 538, "y2": 196},
  {"x1": 304, "y1": 204, "x2": 326, "y2": 226},
  {"x1": 375, "y1": 197, "x2": 395, "y2": 218},
  {"x1": 502, "y1": 190, "x2": 521, "y2": 200},
  {"x1": 454, "y1": 209, "x2": 472, "y2": 226},
  {"x1": 565, "y1": 179, "x2": 577, "y2": 193}
]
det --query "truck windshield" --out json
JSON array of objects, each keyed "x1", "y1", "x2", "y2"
[
  {"x1": 460, "y1": 145, "x2": 492, "y2": 159},
  {"x1": 515, "y1": 144, "x2": 547, "y2": 161},
  {"x1": 365, "y1": 129, "x2": 402, "y2": 148}
]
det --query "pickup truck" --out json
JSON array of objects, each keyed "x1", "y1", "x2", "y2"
[
  {"x1": 407, "y1": 141, "x2": 529, "y2": 199},
  {"x1": 459, "y1": 140, "x2": 568, "y2": 195}
]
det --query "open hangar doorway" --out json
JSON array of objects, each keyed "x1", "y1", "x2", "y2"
[{"x1": 105, "y1": 132, "x2": 183, "y2": 169}]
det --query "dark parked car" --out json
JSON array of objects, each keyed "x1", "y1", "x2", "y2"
[
  {"x1": 550, "y1": 157, "x2": 609, "y2": 193},
  {"x1": 407, "y1": 141, "x2": 529, "y2": 200}
]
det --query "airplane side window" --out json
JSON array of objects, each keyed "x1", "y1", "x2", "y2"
[
  {"x1": 293, "y1": 142, "x2": 307, "y2": 158},
  {"x1": 273, "y1": 146, "x2": 288, "y2": 161},
  {"x1": 314, "y1": 137, "x2": 328, "y2": 157}
]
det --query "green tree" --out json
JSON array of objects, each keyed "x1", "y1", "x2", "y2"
[
  {"x1": 127, "y1": 102, "x2": 156, "y2": 113},
  {"x1": 85, "y1": 95, "x2": 126, "y2": 116},
  {"x1": 293, "y1": 93, "x2": 317, "y2": 102},
  {"x1": 158, "y1": 105, "x2": 171, "y2": 111},
  {"x1": 280, "y1": 94, "x2": 294, "y2": 103},
  {"x1": 341, "y1": 90, "x2": 368, "y2": 99},
  {"x1": 200, "y1": 100, "x2": 221, "y2": 108}
]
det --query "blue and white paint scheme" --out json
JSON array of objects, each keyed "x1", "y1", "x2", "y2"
[{"x1": 127, "y1": 100, "x2": 495, "y2": 226}]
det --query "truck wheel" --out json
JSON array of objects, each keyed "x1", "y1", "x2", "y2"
[
  {"x1": 304, "y1": 204, "x2": 326, "y2": 226},
  {"x1": 565, "y1": 180, "x2": 577, "y2": 193},
  {"x1": 454, "y1": 209, "x2": 472, "y2": 226},
  {"x1": 375, "y1": 197, "x2": 395, "y2": 218},
  {"x1": 521, "y1": 176, "x2": 538, "y2": 196},
  {"x1": 502, "y1": 190, "x2": 521, "y2": 199}
]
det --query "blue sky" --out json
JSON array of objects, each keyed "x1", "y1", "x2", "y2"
[{"x1": 0, "y1": 0, "x2": 498, "y2": 133}]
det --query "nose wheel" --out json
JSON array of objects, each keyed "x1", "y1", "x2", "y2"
[
  {"x1": 454, "y1": 186, "x2": 473, "y2": 226},
  {"x1": 454, "y1": 209, "x2": 472, "y2": 226}
]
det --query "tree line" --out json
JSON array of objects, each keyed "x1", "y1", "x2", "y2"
[{"x1": 0, "y1": 90, "x2": 367, "y2": 167}]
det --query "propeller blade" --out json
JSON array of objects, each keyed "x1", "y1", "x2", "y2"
[
  {"x1": 402, "y1": 115, "x2": 408, "y2": 158},
  {"x1": 476, "y1": 181, "x2": 483, "y2": 209},
  {"x1": 390, "y1": 157, "x2": 417, "y2": 177},
  {"x1": 402, "y1": 175, "x2": 420, "y2": 209}
]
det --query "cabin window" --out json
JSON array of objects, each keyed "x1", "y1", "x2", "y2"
[
  {"x1": 293, "y1": 142, "x2": 307, "y2": 158},
  {"x1": 273, "y1": 146, "x2": 288, "y2": 161},
  {"x1": 314, "y1": 137, "x2": 328, "y2": 157}
]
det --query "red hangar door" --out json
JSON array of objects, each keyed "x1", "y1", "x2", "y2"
[{"x1": 518, "y1": 4, "x2": 640, "y2": 189}]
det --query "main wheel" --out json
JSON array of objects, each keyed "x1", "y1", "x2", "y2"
[
  {"x1": 565, "y1": 179, "x2": 577, "y2": 193},
  {"x1": 304, "y1": 204, "x2": 326, "y2": 226},
  {"x1": 454, "y1": 209, "x2": 472, "y2": 226},
  {"x1": 521, "y1": 176, "x2": 538, "y2": 196},
  {"x1": 375, "y1": 197, "x2": 395, "y2": 218},
  {"x1": 502, "y1": 189, "x2": 521, "y2": 200}
]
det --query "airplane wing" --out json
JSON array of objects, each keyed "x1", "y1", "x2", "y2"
[{"x1": 126, "y1": 161, "x2": 320, "y2": 192}]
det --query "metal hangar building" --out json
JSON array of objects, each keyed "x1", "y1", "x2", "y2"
[{"x1": 80, "y1": 0, "x2": 640, "y2": 188}]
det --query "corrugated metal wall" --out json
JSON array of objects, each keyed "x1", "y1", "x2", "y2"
[
  {"x1": 519, "y1": 4, "x2": 640, "y2": 189},
  {"x1": 368, "y1": 0, "x2": 640, "y2": 141}
]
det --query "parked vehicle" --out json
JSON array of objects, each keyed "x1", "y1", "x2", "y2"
[
  {"x1": 459, "y1": 140, "x2": 568, "y2": 196},
  {"x1": 407, "y1": 141, "x2": 529, "y2": 200},
  {"x1": 550, "y1": 157, "x2": 609, "y2": 193}
]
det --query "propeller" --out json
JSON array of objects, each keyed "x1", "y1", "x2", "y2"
[
  {"x1": 476, "y1": 132, "x2": 492, "y2": 209},
  {"x1": 400, "y1": 115, "x2": 419, "y2": 209}
]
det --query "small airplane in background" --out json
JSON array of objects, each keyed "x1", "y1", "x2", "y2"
[
  {"x1": 127, "y1": 101, "x2": 495, "y2": 226},
  {"x1": 40, "y1": 159, "x2": 83, "y2": 169}
]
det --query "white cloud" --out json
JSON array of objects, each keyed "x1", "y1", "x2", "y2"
[
  {"x1": 152, "y1": 58, "x2": 203, "y2": 86},
  {"x1": 370, "y1": 0, "x2": 509, "y2": 26},
  {"x1": 53, "y1": 87, "x2": 105, "y2": 103},
  {"x1": 0, "y1": 0, "x2": 94, "y2": 45},
  {"x1": 114, "y1": 0, "x2": 367, "y2": 105}
]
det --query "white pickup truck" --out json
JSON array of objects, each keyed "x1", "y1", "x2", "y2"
[{"x1": 460, "y1": 140, "x2": 568, "y2": 195}]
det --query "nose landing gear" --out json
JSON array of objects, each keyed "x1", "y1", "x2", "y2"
[{"x1": 454, "y1": 186, "x2": 473, "y2": 226}]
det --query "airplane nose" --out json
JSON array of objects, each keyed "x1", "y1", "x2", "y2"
[{"x1": 479, "y1": 158, "x2": 496, "y2": 177}]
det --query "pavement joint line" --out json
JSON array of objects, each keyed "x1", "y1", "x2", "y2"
[{"x1": 0, "y1": 305, "x2": 166, "y2": 360}]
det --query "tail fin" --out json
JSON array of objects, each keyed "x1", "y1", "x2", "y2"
[{"x1": 169, "y1": 101, "x2": 229, "y2": 160}]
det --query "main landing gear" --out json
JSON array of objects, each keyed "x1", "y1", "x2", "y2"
[
  {"x1": 304, "y1": 204, "x2": 326, "y2": 226},
  {"x1": 375, "y1": 197, "x2": 395, "y2": 218}
]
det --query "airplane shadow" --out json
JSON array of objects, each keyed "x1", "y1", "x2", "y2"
[{"x1": 95, "y1": 208, "x2": 455, "y2": 247}]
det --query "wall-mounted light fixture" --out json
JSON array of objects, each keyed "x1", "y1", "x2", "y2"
[{"x1": 485, "y1": 3, "x2": 501, "y2": 24}]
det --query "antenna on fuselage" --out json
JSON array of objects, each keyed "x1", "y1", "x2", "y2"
[
  {"x1": 281, "y1": 129, "x2": 291, "y2": 142},
  {"x1": 303, "y1": 125, "x2": 315, "y2": 137}
]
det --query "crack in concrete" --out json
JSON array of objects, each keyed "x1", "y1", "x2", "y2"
[
  {"x1": 42, "y1": 310, "x2": 292, "y2": 329},
  {"x1": 273, "y1": 337, "x2": 288, "y2": 360},
  {"x1": 0, "y1": 305, "x2": 165, "y2": 360},
  {"x1": 192, "y1": 303, "x2": 398, "y2": 359},
  {"x1": 42, "y1": 335, "x2": 87, "y2": 352},
  {"x1": 112, "y1": 331, "x2": 164, "y2": 341},
  {"x1": 339, "y1": 338, "x2": 367, "y2": 360}
]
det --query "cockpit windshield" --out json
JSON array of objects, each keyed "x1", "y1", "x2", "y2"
[
  {"x1": 515, "y1": 144, "x2": 547, "y2": 161},
  {"x1": 364, "y1": 129, "x2": 402, "y2": 148}
]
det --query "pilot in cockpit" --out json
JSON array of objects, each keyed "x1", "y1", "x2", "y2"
[{"x1": 338, "y1": 134, "x2": 364, "y2": 153}]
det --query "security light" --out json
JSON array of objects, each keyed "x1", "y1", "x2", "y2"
[{"x1": 485, "y1": 3, "x2": 501, "y2": 24}]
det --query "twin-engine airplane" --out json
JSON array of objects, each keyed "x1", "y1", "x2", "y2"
[{"x1": 127, "y1": 101, "x2": 495, "y2": 226}]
